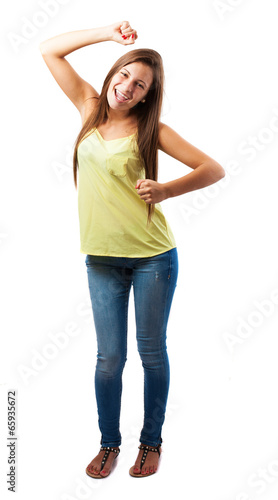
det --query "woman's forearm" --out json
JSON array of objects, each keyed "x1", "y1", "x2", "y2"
[
  {"x1": 39, "y1": 26, "x2": 112, "y2": 57},
  {"x1": 164, "y1": 161, "x2": 225, "y2": 199},
  {"x1": 136, "y1": 162, "x2": 225, "y2": 205}
]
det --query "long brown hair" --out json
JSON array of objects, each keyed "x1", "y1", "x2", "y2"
[{"x1": 72, "y1": 48, "x2": 164, "y2": 221}]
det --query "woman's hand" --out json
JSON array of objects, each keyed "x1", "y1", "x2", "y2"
[
  {"x1": 135, "y1": 179, "x2": 169, "y2": 205},
  {"x1": 110, "y1": 21, "x2": 138, "y2": 45}
]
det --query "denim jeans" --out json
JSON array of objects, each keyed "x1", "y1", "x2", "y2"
[{"x1": 85, "y1": 247, "x2": 178, "y2": 448}]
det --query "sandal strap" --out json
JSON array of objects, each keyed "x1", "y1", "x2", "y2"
[
  {"x1": 99, "y1": 447, "x2": 120, "y2": 471},
  {"x1": 138, "y1": 444, "x2": 161, "y2": 468}
]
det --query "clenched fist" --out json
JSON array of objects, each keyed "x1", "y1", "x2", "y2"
[
  {"x1": 135, "y1": 179, "x2": 168, "y2": 204},
  {"x1": 110, "y1": 20, "x2": 138, "y2": 45}
]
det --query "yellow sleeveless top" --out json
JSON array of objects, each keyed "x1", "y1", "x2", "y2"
[{"x1": 77, "y1": 128, "x2": 176, "y2": 258}]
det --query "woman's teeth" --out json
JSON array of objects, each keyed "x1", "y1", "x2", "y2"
[{"x1": 115, "y1": 89, "x2": 129, "y2": 102}]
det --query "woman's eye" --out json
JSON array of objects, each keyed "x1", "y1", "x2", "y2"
[{"x1": 120, "y1": 72, "x2": 144, "y2": 89}]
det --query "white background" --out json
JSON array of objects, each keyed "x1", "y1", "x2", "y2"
[{"x1": 1, "y1": 0, "x2": 278, "y2": 499}]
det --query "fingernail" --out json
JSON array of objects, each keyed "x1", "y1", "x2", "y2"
[
  {"x1": 122, "y1": 35, "x2": 127, "y2": 39},
  {"x1": 132, "y1": 34, "x2": 135, "y2": 39}
]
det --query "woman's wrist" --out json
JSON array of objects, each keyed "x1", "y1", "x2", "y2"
[
  {"x1": 90, "y1": 25, "x2": 114, "y2": 43},
  {"x1": 162, "y1": 182, "x2": 172, "y2": 201}
]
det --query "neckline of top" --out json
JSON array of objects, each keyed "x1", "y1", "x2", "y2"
[{"x1": 95, "y1": 128, "x2": 136, "y2": 142}]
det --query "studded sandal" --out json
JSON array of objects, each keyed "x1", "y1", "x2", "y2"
[
  {"x1": 129, "y1": 443, "x2": 162, "y2": 477},
  {"x1": 86, "y1": 446, "x2": 120, "y2": 479}
]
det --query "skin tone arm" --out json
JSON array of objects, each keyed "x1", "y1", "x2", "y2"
[
  {"x1": 135, "y1": 123, "x2": 225, "y2": 203},
  {"x1": 39, "y1": 22, "x2": 137, "y2": 121}
]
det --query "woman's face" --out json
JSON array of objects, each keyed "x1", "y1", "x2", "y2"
[{"x1": 107, "y1": 62, "x2": 154, "y2": 112}]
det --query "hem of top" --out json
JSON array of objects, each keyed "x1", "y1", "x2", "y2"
[{"x1": 80, "y1": 245, "x2": 177, "y2": 259}]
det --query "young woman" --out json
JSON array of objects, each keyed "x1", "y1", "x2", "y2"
[{"x1": 40, "y1": 20, "x2": 225, "y2": 479}]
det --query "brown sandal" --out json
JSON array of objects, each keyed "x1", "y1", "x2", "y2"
[
  {"x1": 86, "y1": 446, "x2": 120, "y2": 479},
  {"x1": 129, "y1": 443, "x2": 161, "y2": 478}
]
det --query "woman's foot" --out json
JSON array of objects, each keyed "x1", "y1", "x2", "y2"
[
  {"x1": 86, "y1": 447, "x2": 120, "y2": 478},
  {"x1": 129, "y1": 443, "x2": 161, "y2": 477}
]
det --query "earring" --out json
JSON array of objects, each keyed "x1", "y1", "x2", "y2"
[{"x1": 141, "y1": 99, "x2": 146, "y2": 103}]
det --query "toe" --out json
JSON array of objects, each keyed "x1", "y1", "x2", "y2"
[{"x1": 88, "y1": 466, "x2": 99, "y2": 476}]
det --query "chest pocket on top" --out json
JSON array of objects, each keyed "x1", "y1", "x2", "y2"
[{"x1": 106, "y1": 153, "x2": 128, "y2": 178}]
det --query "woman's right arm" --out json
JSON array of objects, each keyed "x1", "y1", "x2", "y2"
[{"x1": 39, "y1": 22, "x2": 137, "y2": 122}]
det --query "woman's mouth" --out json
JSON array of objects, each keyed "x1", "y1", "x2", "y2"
[{"x1": 114, "y1": 89, "x2": 130, "y2": 103}]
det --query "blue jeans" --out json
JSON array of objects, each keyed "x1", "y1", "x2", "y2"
[{"x1": 85, "y1": 247, "x2": 178, "y2": 448}]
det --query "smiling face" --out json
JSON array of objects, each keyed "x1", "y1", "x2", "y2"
[{"x1": 107, "y1": 62, "x2": 154, "y2": 112}]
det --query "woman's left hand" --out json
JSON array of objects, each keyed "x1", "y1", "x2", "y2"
[{"x1": 135, "y1": 179, "x2": 168, "y2": 204}]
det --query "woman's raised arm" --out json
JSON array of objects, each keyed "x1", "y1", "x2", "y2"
[{"x1": 39, "y1": 22, "x2": 137, "y2": 118}]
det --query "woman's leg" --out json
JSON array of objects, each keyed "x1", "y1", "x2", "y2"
[
  {"x1": 132, "y1": 248, "x2": 179, "y2": 447},
  {"x1": 85, "y1": 255, "x2": 133, "y2": 447}
]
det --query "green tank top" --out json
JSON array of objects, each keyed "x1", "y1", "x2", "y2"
[{"x1": 77, "y1": 128, "x2": 176, "y2": 257}]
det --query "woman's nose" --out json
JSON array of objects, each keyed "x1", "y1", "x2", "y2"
[{"x1": 122, "y1": 81, "x2": 134, "y2": 94}]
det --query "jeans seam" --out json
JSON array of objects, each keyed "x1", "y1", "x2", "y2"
[
  {"x1": 168, "y1": 250, "x2": 172, "y2": 280},
  {"x1": 124, "y1": 281, "x2": 130, "y2": 361}
]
